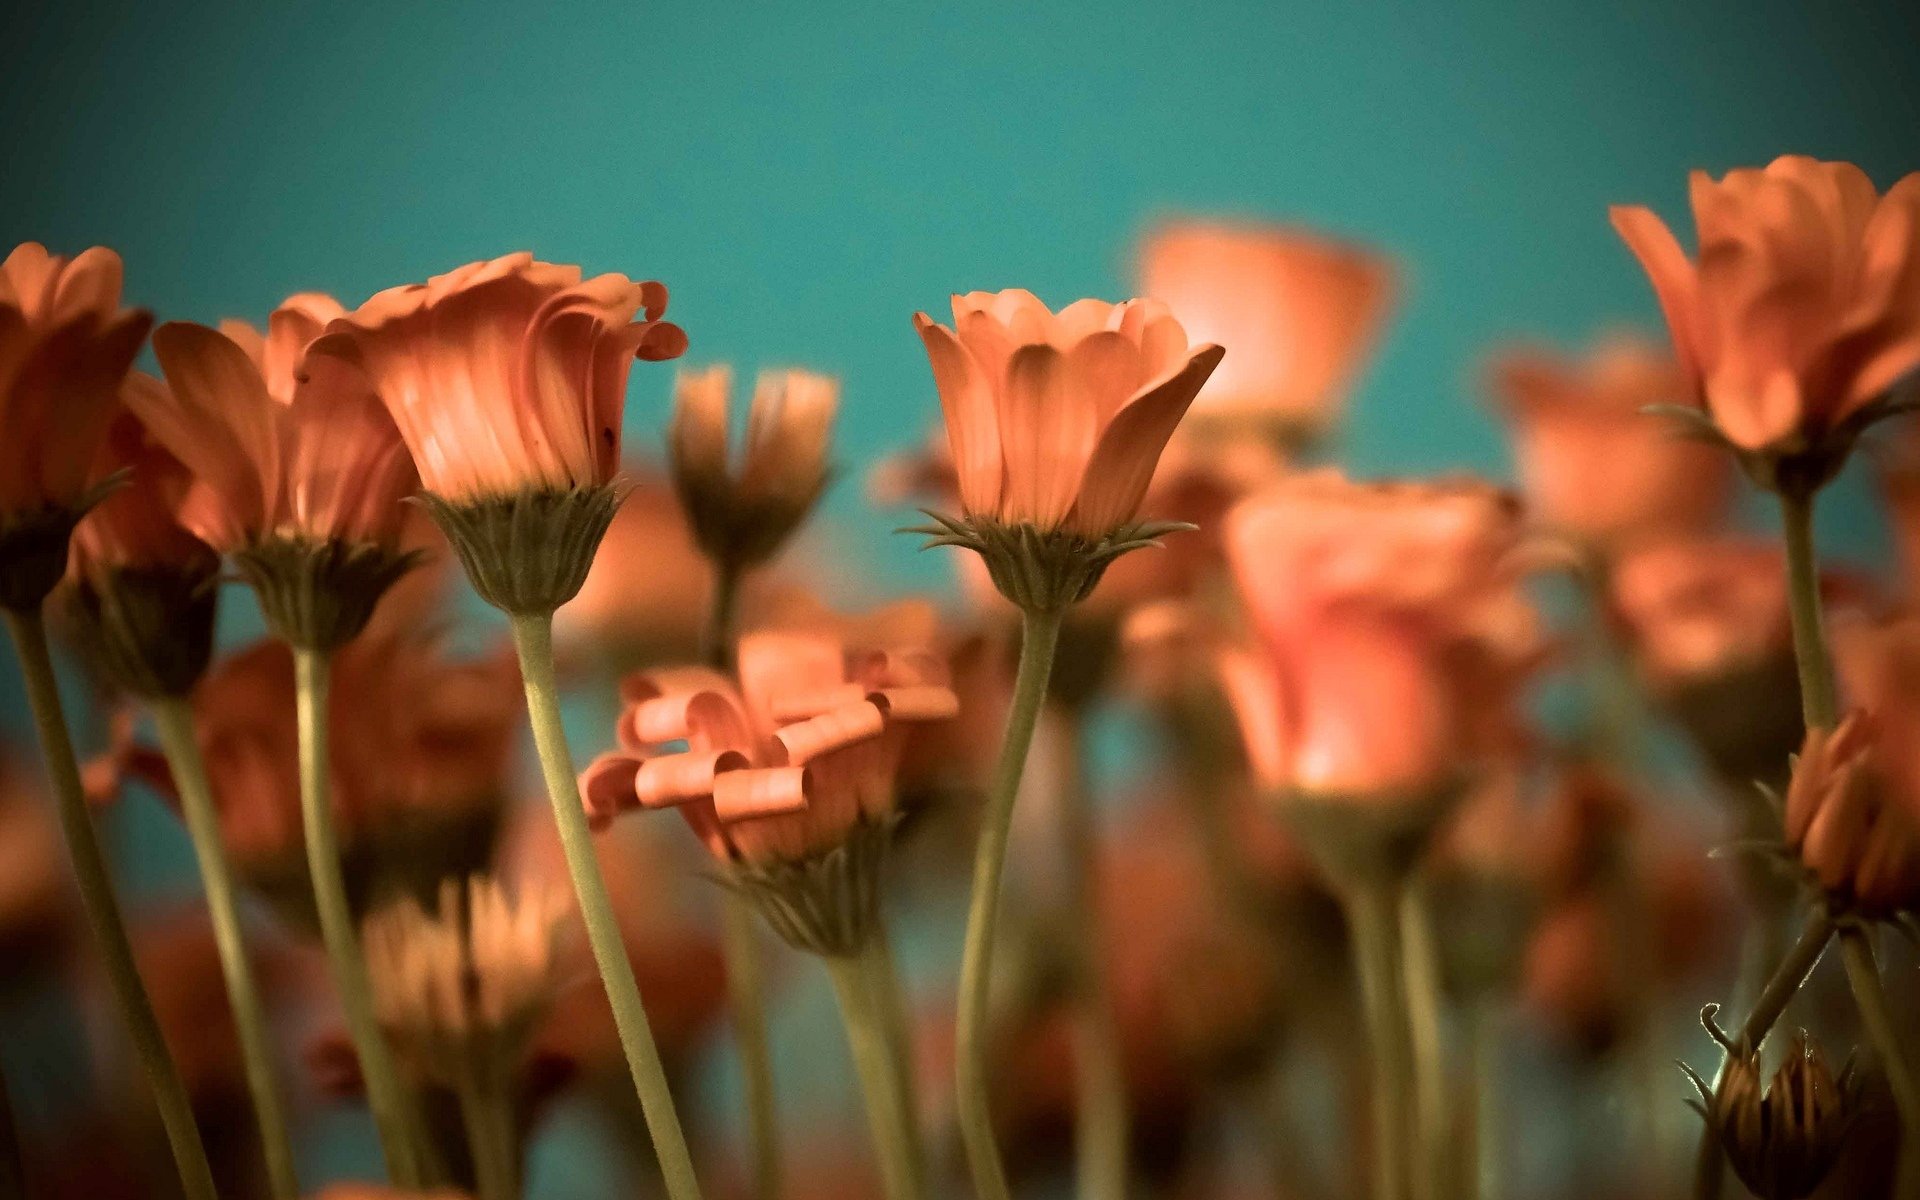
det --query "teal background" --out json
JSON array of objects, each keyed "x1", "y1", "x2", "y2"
[{"x1": 3, "y1": 1, "x2": 1917, "y2": 1195}]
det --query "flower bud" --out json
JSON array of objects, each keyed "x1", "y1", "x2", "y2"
[{"x1": 1689, "y1": 1032, "x2": 1859, "y2": 1200}]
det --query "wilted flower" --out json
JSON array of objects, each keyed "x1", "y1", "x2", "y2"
[
  {"x1": 1136, "y1": 219, "x2": 1395, "y2": 439},
  {"x1": 1687, "y1": 1033, "x2": 1860, "y2": 1200},
  {"x1": 1486, "y1": 334, "x2": 1730, "y2": 547},
  {"x1": 1611, "y1": 157, "x2": 1920, "y2": 478},
  {"x1": 1781, "y1": 713, "x2": 1920, "y2": 917},
  {"x1": 670, "y1": 365, "x2": 837, "y2": 570}
]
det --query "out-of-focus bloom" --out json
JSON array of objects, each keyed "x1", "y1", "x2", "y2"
[
  {"x1": 911, "y1": 289, "x2": 1223, "y2": 537},
  {"x1": 1878, "y1": 455, "x2": 1920, "y2": 593},
  {"x1": 364, "y1": 875, "x2": 574, "y2": 1078},
  {"x1": 1486, "y1": 334, "x2": 1729, "y2": 546},
  {"x1": 0, "y1": 243, "x2": 151, "y2": 522},
  {"x1": 1136, "y1": 220, "x2": 1395, "y2": 438},
  {"x1": 1218, "y1": 471, "x2": 1538, "y2": 800},
  {"x1": 1426, "y1": 768, "x2": 1546, "y2": 996},
  {"x1": 670, "y1": 365, "x2": 837, "y2": 569},
  {"x1": 132, "y1": 293, "x2": 418, "y2": 552},
  {"x1": 0, "y1": 749, "x2": 73, "y2": 969},
  {"x1": 124, "y1": 906, "x2": 294, "y2": 1105},
  {"x1": 1690, "y1": 1033, "x2": 1859, "y2": 1200},
  {"x1": 1781, "y1": 713, "x2": 1920, "y2": 916},
  {"x1": 1610, "y1": 538, "x2": 1791, "y2": 686},
  {"x1": 1611, "y1": 157, "x2": 1920, "y2": 463},
  {"x1": 555, "y1": 470, "x2": 719, "y2": 665},
  {"x1": 304, "y1": 253, "x2": 687, "y2": 504},
  {"x1": 1835, "y1": 611, "x2": 1920, "y2": 816}
]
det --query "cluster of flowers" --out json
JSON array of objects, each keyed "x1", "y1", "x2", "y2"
[{"x1": 0, "y1": 152, "x2": 1917, "y2": 1200}]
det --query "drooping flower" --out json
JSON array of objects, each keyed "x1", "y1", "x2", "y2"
[
  {"x1": 1136, "y1": 219, "x2": 1395, "y2": 439},
  {"x1": 1486, "y1": 334, "x2": 1730, "y2": 547},
  {"x1": 912, "y1": 289, "x2": 1222, "y2": 536},
  {"x1": 670, "y1": 365, "x2": 838, "y2": 570},
  {"x1": 1610, "y1": 157, "x2": 1920, "y2": 471}
]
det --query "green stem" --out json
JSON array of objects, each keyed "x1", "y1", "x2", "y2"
[
  {"x1": 1691, "y1": 907, "x2": 1836, "y2": 1200},
  {"x1": 1399, "y1": 884, "x2": 1447, "y2": 1200},
  {"x1": 1466, "y1": 1002, "x2": 1499, "y2": 1200},
  {"x1": 956, "y1": 607, "x2": 1063, "y2": 1200},
  {"x1": 1055, "y1": 706, "x2": 1128, "y2": 1200},
  {"x1": 1779, "y1": 488, "x2": 1837, "y2": 731},
  {"x1": 453, "y1": 1052, "x2": 519, "y2": 1200},
  {"x1": 1347, "y1": 874, "x2": 1414, "y2": 1200},
  {"x1": 2, "y1": 609, "x2": 216, "y2": 1200},
  {"x1": 509, "y1": 612, "x2": 703, "y2": 1200},
  {"x1": 827, "y1": 952, "x2": 924, "y2": 1200},
  {"x1": 1839, "y1": 926, "x2": 1920, "y2": 1186},
  {"x1": 152, "y1": 697, "x2": 301, "y2": 1199},
  {"x1": 863, "y1": 929, "x2": 926, "y2": 1184},
  {"x1": 293, "y1": 647, "x2": 426, "y2": 1187}
]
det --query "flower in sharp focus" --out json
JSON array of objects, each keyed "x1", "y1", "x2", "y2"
[
  {"x1": 1610, "y1": 157, "x2": 1920, "y2": 474},
  {"x1": 1690, "y1": 1032, "x2": 1860, "y2": 1200},
  {"x1": 1486, "y1": 333, "x2": 1730, "y2": 548},
  {"x1": 1781, "y1": 712, "x2": 1920, "y2": 917},
  {"x1": 1135, "y1": 219, "x2": 1395, "y2": 441},
  {"x1": 911, "y1": 288, "x2": 1223, "y2": 538},
  {"x1": 303, "y1": 252, "x2": 687, "y2": 504},
  {"x1": 670, "y1": 364, "x2": 838, "y2": 570}
]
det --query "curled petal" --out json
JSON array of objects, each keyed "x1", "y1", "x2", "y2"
[
  {"x1": 635, "y1": 750, "x2": 751, "y2": 809},
  {"x1": 773, "y1": 701, "x2": 887, "y2": 766},
  {"x1": 869, "y1": 685, "x2": 961, "y2": 722},
  {"x1": 579, "y1": 752, "x2": 642, "y2": 829},
  {"x1": 713, "y1": 767, "x2": 810, "y2": 822}
]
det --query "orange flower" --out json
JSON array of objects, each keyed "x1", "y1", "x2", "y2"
[
  {"x1": 303, "y1": 253, "x2": 688, "y2": 503},
  {"x1": 1610, "y1": 156, "x2": 1920, "y2": 456},
  {"x1": 69, "y1": 396, "x2": 217, "y2": 577},
  {"x1": 1836, "y1": 612, "x2": 1920, "y2": 821},
  {"x1": 1609, "y1": 537, "x2": 1791, "y2": 687},
  {"x1": 1781, "y1": 713, "x2": 1920, "y2": 915},
  {"x1": 0, "y1": 242, "x2": 151, "y2": 520},
  {"x1": 912, "y1": 289, "x2": 1222, "y2": 535},
  {"x1": 1219, "y1": 471, "x2": 1537, "y2": 798},
  {"x1": 580, "y1": 621, "x2": 957, "y2": 865},
  {"x1": 1136, "y1": 220, "x2": 1395, "y2": 435},
  {"x1": 1486, "y1": 334, "x2": 1730, "y2": 546},
  {"x1": 129, "y1": 293, "x2": 418, "y2": 551},
  {"x1": 670, "y1": 365, "x2": 838, "y2": 569}
]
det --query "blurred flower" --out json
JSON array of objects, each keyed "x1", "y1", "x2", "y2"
[
  {"x1": 554, "y1": 469, "x2": 717, "y2": 666},
  {"x1": 1610, "y1": 537, "x2": 1791, "y2": 687},
  {"x1": 304, "y1": 252, "x2": 687, "y2": 503},
  {"x1": 0, "y1": 242, "x2": 151, "y2": 521},
  {"x1": 1781, "y1": 713, "x2": 1920, "y2": 916},
  {"x1": 1611, "y1": 156, "x2": 1920, "y2": 463},
  {"x1": 131, "y1": 293, "x2": 417, "y2": 552},
  {"x1": 1486, "y1": 333, "x2": 1730, "y2": 547},
  {"x1": 0, "y1": 748, "x2": 73, "y2": 972},
  {"x1": 1835, "y1": 610, "x2": 1920, "y2": 815},
  {"x1": 1136, "y1": 219, "x2": 1395, "y2": 438},
  {"x1": 1690, "y1": 1032, "x2": 1859, "y2": 1200},
  {"x1": 1218, "y1": 471, "x2": 1538, "y2": 799},
  {"x1": 911, "y1": 288, "x2": 1223, "y2": 536},
  {"x1": 364, "y1": 875, "x2": 574, "y2": 1081},
  {"x1": 670, "y1": 365, "x2": 837, "y2": 570}
]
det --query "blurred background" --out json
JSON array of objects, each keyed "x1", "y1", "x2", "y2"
[{"x1": 3, "y1": 1, "x2": 1918, "y2": 1197}]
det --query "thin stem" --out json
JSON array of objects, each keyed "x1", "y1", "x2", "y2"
[
  {"x1": 1691, "y1": 907, "x2": 1836, "y2": 1200},
  {"x1": 1839, "y1": 926, "x2": 1920, "y2": 1184},
  {"x1": 1054, "y1": 707, "x2": 1128, "y2": 1200},
  {"x1": 1466, "y1": 1002, "x2": 1499, "y2": 1200},
  {"x1": 1399, "y1": 884, "x2": 1448, "y2": 1200},
  {"x1": 827, "y1": 953, "x2": 924, "y2": 1200},
  {"x1": 862, "y1": 929, "x2": 926, "y2": 1184},
  {"x1": 510, "y1": 612, "x2": 703, "y2": 1200},
  {"x1": 1347, "y1": 874, "x2": 1414, "y2": 1200},
  {"x1": 1779, "y1": 488, "x2": 1837, "y2": 731},
  {"x1": 702, "y1": 559, "x2": 742, "y2": 674},
  {"x1": 152, "y1": 697, "x2": 301, "y2": 1199},
  {"x1": 956, "y1": 607, "x2": 1064, "y2": 1200},
  {"x1": 293, "y1": 647, "x2": 426, "y2": 1187},
  {"x1": 3, "y1": 609, "x2": 216, "y2": 1200},
  {"x1": 453, "y1": 1052, "x2": 519, "y2": 1200}
]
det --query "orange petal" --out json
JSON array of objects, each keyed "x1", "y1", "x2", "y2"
[
  {"x1": 1609, "y1": 205, "x2": 1703, "y2": 385},
  {"x1": 713, "y1": 767, "x2": 810, "y2": 821},
  {"x1": 915, "y1": 313, "x2": 1002, "y2": 516},
  {"x1": 997, "y1": 343, "x2": 1098, "y2": 528},
  {"x1": 635, "y1": 750, "x2": 750, "y2": 809},
  {"x1": 772, "y1": 701, "x2": 886, "y2": 765},
  {"x1": 1067, "y1": 343, "x2": 1223, "y2": 537},
  {"x1": 579, "y1": 752, "x2": 642, "y2": 829}
]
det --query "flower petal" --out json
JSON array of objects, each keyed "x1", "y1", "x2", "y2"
[{"x1": 1067, "y1": 343, "x2": 1222, "y2": 536}]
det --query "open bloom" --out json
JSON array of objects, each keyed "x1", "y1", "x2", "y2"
[
  {"x1": 1486, "y1": 334, "x2": 1730, "y2": 546},
  {"x1": 1136, "y1": 220, "x2": 1395, "y2": 434},
  {"x1": 303, "y1": 253, "x2": 687, "y2": 503},
  {"x1": 0, "y1": 242, "x2": 151, "y2": 521},
  {"x1": 129, "y1": 293, "x2": 418, "y2": 551},
  {"x1": 1781, "y1": 712, "x2": 1920, "y2": 916},
  {"x1": 1610, "y1": 156, "x2": 1920, "y2": 455},
  {"x1": 670, "y1": 365, "x2": 837, "y2": 569},
  {"x1": 912, "y1": 289, "x2": 1223, "y2": 535},
  {"x1": 1218, "y1": 471, "x2": 1540, "y2": 799},
  {"x1": 579, "y1": 620, "x2": 958, "y2": 865}
]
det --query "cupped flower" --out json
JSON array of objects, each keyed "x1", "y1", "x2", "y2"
[
  {"x1": 1486, "y1": 333, "x2": 1730, "y2": 547},
  {"x1": 304, "y1": 252, "x2": 688, "y2": 503},
  {"x1": 0, "y1": 242, "x2": 152, "y2": 520},
  {"x1": 1136, "y1": 219, "x2": 1395, "y2": 437},
  {"x1": 912, "y1": 289, "x2": 1223, "y2": 537},
  {"x1": 1610, "y1": 157, "x2": 1920, "y2": 469},
  {"x1": 1782, "y1": 712, "x2": 1920, "y2": 916},
  {"x1": 670, "y1": 364, "x2": 837, "y2": 569}
]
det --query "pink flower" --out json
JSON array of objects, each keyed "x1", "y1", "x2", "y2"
[
  {"x1": 912, "y1": 289, "x2": 1223, "y2": 535},
  {"x1": 304, "y1": 253, "x2": 688, "y2": 503}
]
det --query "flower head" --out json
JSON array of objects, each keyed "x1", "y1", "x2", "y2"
[
  {"x1": 1486, "y1": 334, "x2": 1730, "y2": 546},
  {"x1": 1136, "y1": 220, "x2": 1395, "y2": 437},
  {"x1": 1782, "y1": 712, "x2": 1920, "y2": 916},
  {"x1": 304, "y1": 253, "x2": 687, "y2": 503},
  {"x1": 1610, "y1": 157, "x2": 1920, "y2": 467},
  {"x1": 670, "y1": 365, "x2": 838, "y2": 570},
  {"x1": 1690, "y1": 1032, "x2": 1859, "y2": 1200},
  {"x1": 912, "y1": 289, "x2": 1223, "y2": 537},
  {"x1": 1610, "y1": 537, "x2": 1792, "y2": 686}
]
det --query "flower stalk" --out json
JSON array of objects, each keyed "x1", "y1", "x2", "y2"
[
  {"x1": 826, "y1": 947, "x2": 924, "y2": 1200},
  {"x1": 1838, "y1": 925, "x2": 1920, "y2": 1190},
  {"x1": 451, "y1": 1050, "x2": 519, "y2": 1200},
  {"x1": 1400, "y1": 883, "x2": 1448, "y2": 1200},
  {"x1": 2, "y1": 608, "x2": 217, "y2": 1200},
  {"x1": 1779, "y1": 488, "x2": 1837, "y2": 731},
  {"x1": 1348, "y1": 873, "x2": 1416, "y2": 1200}
]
